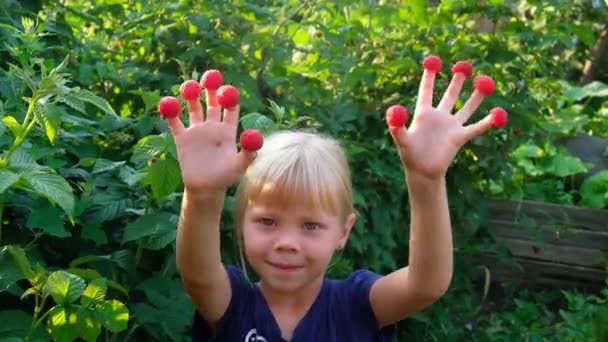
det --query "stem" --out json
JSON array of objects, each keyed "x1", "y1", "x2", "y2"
[
  {"x1": 2, "y1": 99, "x2": 37, "y2": 165},
  {"x1": 0, "y1": 202, "x2": 4, "y2": 245},
  {"x1": 134, "y1": 240, "x2": 143, "y2": 268},
  {"x1": 25, "y1": 294, "x2": 47, "y2": 342}
]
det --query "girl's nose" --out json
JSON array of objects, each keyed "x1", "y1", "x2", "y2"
[{"x1": 274, "y1": 230, "x2": 301, "y2": 252}]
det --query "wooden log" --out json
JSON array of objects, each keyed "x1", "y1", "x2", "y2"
[
  {"x1": 493, "y1": 237, "x2": 607, "y2": 268},
  {"x1": 489, "y1": 219, "x2": 608, "y2": 250},
  {"x1": 475, "y1": 254, "x2": 606, "y2": 291},
  {"x1": 480, "y1": 198, "x2": 608, "y2": 289},
  {"x1": 488, "y1": 199, "x2": 608, "y2": 232}
]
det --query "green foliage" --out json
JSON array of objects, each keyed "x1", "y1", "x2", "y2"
[{"x1": 0, "y1": 0, "x2": 606, "y2": 341}]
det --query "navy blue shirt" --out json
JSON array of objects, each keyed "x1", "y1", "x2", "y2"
[{"x1": 191, "y1": 265, "x2": 395, "y2": 341}]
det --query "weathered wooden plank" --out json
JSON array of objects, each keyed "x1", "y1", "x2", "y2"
[
  {"x1": 476, "y1": 254, "x2": 606, "y2": 290},
  {"x1": 494, "y1": 237, "x2": 607, "y2": 267},
  {"x1": 488, "y1": 198, "x2": 608, "y2": 232},
  {"x1": 488, "y1": 219, "x2": 608, "y2": 250}
]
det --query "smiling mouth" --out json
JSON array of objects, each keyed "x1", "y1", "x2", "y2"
[{"x1": 267, "y1": 261, "x2": 303, "y2": 271}]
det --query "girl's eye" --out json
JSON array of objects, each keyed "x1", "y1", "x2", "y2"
[
  {"x1": 260, "y1": 218, "x2": 275, "y2": 226},
  {"x1": 304, "y1": 222, "x2": 320, "y2": 231}
]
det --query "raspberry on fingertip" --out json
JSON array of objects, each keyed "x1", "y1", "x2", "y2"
[
  {"x1": 452, "y1": 61, "x2": 473, "y2": 79},
  {"x1": 423, "y1": 55, "x2": 442, "y2": 73},
  {"x1": 490, "y1": 107, "x2": 508, "y2": 128},
  {"x1": 474, "y1": 75, "x2": 496, "y2": 95}
]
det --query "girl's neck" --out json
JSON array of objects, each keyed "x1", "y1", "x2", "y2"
[{"x1": 258, "y1": 275, "x2": 324, "y2": 312}]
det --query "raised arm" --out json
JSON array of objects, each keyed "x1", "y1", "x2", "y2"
[
  {"x1": 159, "y1": 73, "x2": 260, "y2": 328},
  {"x1": 370, "y1": 57, "x2": 508, "y2": 326}
]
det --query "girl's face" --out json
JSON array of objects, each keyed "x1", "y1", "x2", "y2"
[{"x1": 242, "y1": 201, "x2": 355, "y2": 293}]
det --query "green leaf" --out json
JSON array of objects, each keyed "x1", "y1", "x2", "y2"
[
  {"x1": 47, "y1": 306, "x2": 81, "y2": 342},
  {"x1": 0, "y1": 169, "x2": 21, "y2": 194},
  {"x1": 5, "y1": 245, "x2": 35, "y2": 281},
  {"x1": 76, "y1": 89, "x2": 117, "y2": 116},
  {"x1": 512, "y1": 143, "x2": 544, "y2": 159},
  {"x1": 582, "y1": 81, "x2": 608, "y2": 98},
  {"x1": 563, "y1": 81, "x2": 608, "y2": 101},
  {"x1": 58, "y1": 93, "x2": 86, "y2": 114},
  {"x1": 240, "y1": 112, "x2": 277, "y2": 135},
  {"x1": 146, "y1": 230, "x2": 177, "y2": 250},
  {"x1": 0, "y1": 310, "x2": 36, "y2": 339},
  {"x1": 43, "y1": 270, "x2": 86, "y2": 306},
  {"x1": 91, "y1": 158, "x2": 125, "y2": 174},
  {"x1": 81, "y1": 278, "x2": 107, "y2": 307},
  {"x1": 1, "y1": 116, "x2": 21, "y2": 137},
  {"x1": 9, "y1": 149, "x2": 39, "y2": 168},
  {"x1": 81, "y1": 224, "x2": 108, "y2": 246},
  {"x1": 34, "y1": 103, "x2": 62, "y2": 145},
  {"x1": 96, "y1": 299, "x2": 129, "y2": 332},
  {"x1": 23, "y1": 170, "x2": 74, "y2": 217},
  {"x1": 130, "y1": 135, "x2": 169, "y2": 165},
  {"x1": 27, "y1": 206, "x2": 70, "y2": 238},
  {"x1": 141, "y1": 158, "x2": 182, "y2": 201},
  {"x1": 0, "y1": 117, "x2": 6, "y2": 137},
  {"x1": 580, "y1": 170, "x2": 608, "y2": 208},
  {"x1": 545, "y1": 153, "x2": 588, "y2": 177},
  {"x1": 122, "y1": 212, "x2": 176, "y2": 244},
  {"x1": 76, "y1": 307, "x2": 102, "y2": 342},
  {"x1": 0, "y1": 247, "x2": 24, "y2": 291},
  {"x1": 137, "y1": 277, "x2": 194, "y2": 338}
]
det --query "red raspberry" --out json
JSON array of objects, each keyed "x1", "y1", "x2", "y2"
[
  {"x1": 218, "y1": 85, "x2": 240, "y2": 109},
  {"x1": 180, "y1": 80, "x2": 202, "y2": 100},
  {"x1": 490, "y1": 107, "x2": 508, "y2": 128},
  {"x1": 200, "y1": 69, "x2": 224, "y2": 90},
  {"x1": 386, "y1": 105, "x2": 408, "y2": 127},
  {"x1": 240, "y1": 129, "x2": 263, "y2": 151},
  {"x1": 451, "y1": 61, "x2": 473, "y2": 79},
  {"x1": 474, "y1": 75, "x2": 495, "y2": 95},
  {"x1": 158, "y1": 96, "x2": 182, "y2": 119},
  {"x1": 422, "y1": 55, "x2": 442, "y2": 73}
]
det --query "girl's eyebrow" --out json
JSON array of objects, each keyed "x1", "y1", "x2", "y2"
[{"x1": 250, "y1": 207, "x2": 325, "y2": 221}]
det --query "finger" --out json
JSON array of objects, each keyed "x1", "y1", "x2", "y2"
[
  {"x1": 416, "y1": 69, "x2": 437, "y2": 111},
  {"x1": 389, "y1": 126, "x2": 408, "y2": 148},
  {"x1": 437, "y1": 73, "x2": 466, "y2": 113},
  {"x1": 180, "y1": 80, "x2": 204, "y2": 125},
  {"x1": 166, "y1": 116, "x2": 186, "y2": 136},
  {"x1": 187, "y1": 99, "x2": 204, "y2": 125},
  {"x1": 205, "y1": 90, "x2": 221, "y2": 121},
  {"x1": 237, "y1": 150, "x2": 257, "y2": 173},
  {"x1": 454, "y1": 90, "x2": 485, "y2": 125},
  {"x1": 416, "y1": 56, "x2": 442, "y2": 111},
  {"x1": 223, "y1": 105, "x2": 240, "y2": 135},
  {"x1": 460, "y1": 114, "x2": 493, "y2": 143}
]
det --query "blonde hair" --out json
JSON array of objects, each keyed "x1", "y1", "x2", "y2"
[{"x1": 232, "y1": 130, "x2": 354, "y2": 273}]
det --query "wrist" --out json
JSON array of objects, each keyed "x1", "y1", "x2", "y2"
[
  {"x1": 404, "y1": 169, "x2": 446, "y2": 188},
  {"x1": 183, "y1": 187, "x2": 226, "y2": 203}
]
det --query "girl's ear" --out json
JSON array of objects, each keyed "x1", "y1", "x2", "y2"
[{"x1": 337, "y1": 212, "x2": 356, "y2": 250}]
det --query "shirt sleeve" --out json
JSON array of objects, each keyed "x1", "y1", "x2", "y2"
[
  {"x1": 190, "y1": 264, "x2": 251, "y2": 342},
  {"x1": 342, "y1": 269, "x2": 383, "y2": 323},
  {"x1": 339, "y1": 269, "x2": 396, "y2": 339}
]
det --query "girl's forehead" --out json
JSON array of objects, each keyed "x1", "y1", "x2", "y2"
[{"x1": 246, "y1": 201, "x2": 334, "y2": 220}]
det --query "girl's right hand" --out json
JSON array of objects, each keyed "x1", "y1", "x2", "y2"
[{"x1": 162, "y1": 79, "x2": 258, "y2": 197}]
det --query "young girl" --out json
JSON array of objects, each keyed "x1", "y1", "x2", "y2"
[{"x1": 167, "y1": 57, "x2": 505, "y2": 341}]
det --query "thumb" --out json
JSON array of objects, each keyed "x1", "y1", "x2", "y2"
[{"x1": 237, "y1": 150, "x2": 257, "y2": 173}]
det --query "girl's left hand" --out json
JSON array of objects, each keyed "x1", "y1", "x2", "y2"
[{"x1": 388, "y1": 56, "x2": 507, "y2": 180}]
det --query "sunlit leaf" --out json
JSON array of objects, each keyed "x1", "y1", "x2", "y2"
[{"x1": 43, "y1": 270, "x2": 86, "y2": 306}]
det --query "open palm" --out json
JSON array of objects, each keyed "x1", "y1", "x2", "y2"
[
  {"x1": 165, "y1": 87, "x2": 256, "y2": 195},
  {"x1": 389, "y1": 58, "x2": 503, "y2": 179}
]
